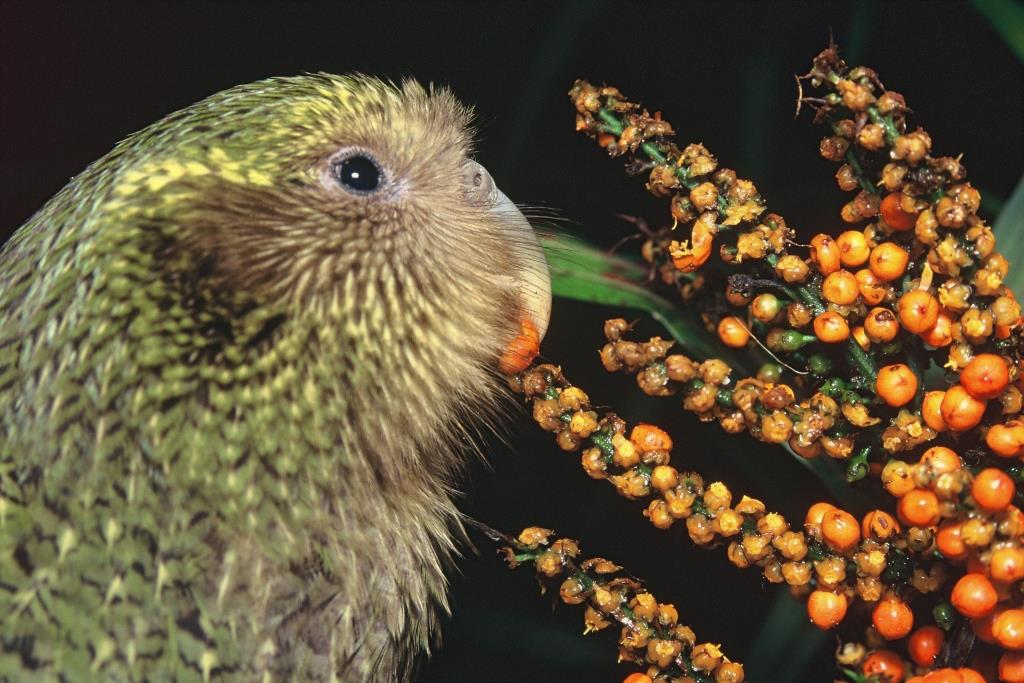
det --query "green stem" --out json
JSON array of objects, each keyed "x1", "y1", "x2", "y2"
[
  {"x1": 867, "y1": 107, "x2": 899, "y2": 146},
  {"x1": 598, "y1": 107, "x2": 731, "y2": 214},
  {"x1": 829, "y1": 120, "x2": 877, "y2": 195},
  {"x1": 597, "y1": 108, "x2": 623, "y2": 134},
  {"x1": 845, "y1": 342, "x2": 878, "y2": 385},
  {"x1": 599, "y1": 109, "x2": 670, "y2": 168},
  {"x1": 792, "y1": 282, "x2": 826, "y2": 316},
  {"x1": 575, "y1": 570, "x2": 594, "y2": 591},
  {"x1": 845, "y1": 446, "x2": 871, "y2": 483},
  {"x1": 903, "y1": 338, "x2": 928, "y2": 411},
  {"x1": 591, "y1": 430, "x2": 614, "y2": 460},
  {"x1": 845, "y1": 148, "x2": 878, "y2": 195}
]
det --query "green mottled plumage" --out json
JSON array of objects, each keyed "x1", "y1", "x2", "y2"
[{"x1": 0, "y1": 74, "x2": 539, "y2": 681}]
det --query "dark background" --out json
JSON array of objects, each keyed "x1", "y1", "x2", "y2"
[{"x1": 1, "y1": 2, "x2": 1021, "y2": 681}]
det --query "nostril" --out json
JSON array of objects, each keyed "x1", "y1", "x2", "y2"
[{"x1": 463, "y1": 161, "x2": 495, "y2": 205}]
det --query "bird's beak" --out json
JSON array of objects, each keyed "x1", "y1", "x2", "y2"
[{"x1": 492, "y1": 190, "x2": 551, "y2": 375}]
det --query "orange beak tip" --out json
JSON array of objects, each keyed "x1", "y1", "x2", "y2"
[{"x1": 498, "y1": 318, "x2": 542, "y2": 375}]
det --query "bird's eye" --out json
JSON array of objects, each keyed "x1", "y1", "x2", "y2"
[{"x1": 332, "y1": 154, "x2": 382, "y2": 193}]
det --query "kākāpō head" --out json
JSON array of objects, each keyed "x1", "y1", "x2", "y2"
[{"x1": 0, "y1": 73, "x2": 551, "y2": 680}]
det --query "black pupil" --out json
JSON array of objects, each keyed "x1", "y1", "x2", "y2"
[{"x1": 337, "y1": 155, "x2": 381, "y2": 192}]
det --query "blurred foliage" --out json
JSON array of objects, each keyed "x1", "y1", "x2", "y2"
[
  {"x1": 972, "y1": 0, "x2": 1024, "y2": 63},
  {"x1": 541, "y1": 233, "x2": 722, "y2": 362},
  {"x1": 997, "y1": 175, "x2": 1024, "y2": 296}
]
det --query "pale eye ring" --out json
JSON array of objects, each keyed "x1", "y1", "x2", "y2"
[{"x1": 331, "y1": 152, "x2": 383, "y2": 194}]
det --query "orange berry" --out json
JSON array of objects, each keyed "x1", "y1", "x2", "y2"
[
  {"x1": 498, "y1": 318, "x2": 541, "y2": 374},
  {"x1": 940, "y1": 385, "x2": 987, "y2": 432},
  {"x1": 807, "y1": 590, "x2": 847, "y2": 629},
  {"x1": 920, "y1": 674, "x2": 957, "y2": 683},
  {"x1": 822, "y1": 270, "x2": 860, "y2": 305},
  {"x1": 951, "y1": 573, "x2": 998, "y2": 618},
  {"x1": 973, "y1": 612, "x2": 999, "y2": 644},
  {"x1": 995, "y1": 609, "x2": 1024, "y2": 650},
  {"x1": 881, "y1": 191, "x2": 918, "y2": 230},
  {"x1": 882, "y1": 459, "x2": 915, "y2": 497},
  {"x1": 921, "y1": 669, "x2": 965, "y2": 683},
  {"x1": 898, "y1": 290, "x2": 940, "y2": 334},
  {"x1": 813, "y1": 311, "x2": 850, "y2": 343},
  {"x1": 863, "y1": 649, "x2": 905, "y2": 682},
  {"x1": 922, "y1": 391, "x2": 948, "y2": 433},
  {"x1": 869, "y1": 242, "x2": 910, "y2": 282},
  {"x1": 990, "y1": 547, "x2": 1024, "y2": 583},
  {"x1": 1001, "y1": 650, "x2": 1024, "y2": 682},
  {"x1": 717, "y1": 316, "x2": 750, "y2": 348},
  {"x1": 908, "y1": 625, "x2": 945, "y2": 666},
  {"x1": 972, "y1": 468, "x2": 1015, "y2": 513},
  {"x1": 876, "y1": 363, "x2": 919, "y2": 407},
  {"x1": 822, "y1": 508, "x2": 861, "y2": 552},
  {"x1": 805, "y1": 501, "x2": 837, "y2": 527},
  {"x1": 936, "y1": 521, "x2": 969, "y2": 560},
  {"x1": 864, "y1": 307, "x2": 900, "y2": 343},
  {"x1": 810, "y1": 233, "x2": 841, "y2": 275},
  {"x1": 967, "y1": 554, "x2": 988, "y2": 575},
  {"x1": 671, "y1": 219, "x2": 714, "y2": 272},
  {"x1": 630, "y1": 424, "x2": 673, "y2": 452},
  {"x1": 750, "y1": 293, "x2": 783, "y2": 323},
  {"x1": 873, "y1": 597, "x2": 915, "y2": 640},
  {"x1": 899, "y1": 488, "x2": 940, "y2": 527},
  {"x1": 623, "y1": 674, "x2": 654, "y2": 683},
  {"x1": 855, "y1": 268, "x2": 888, "y2": 305},
  {"x1": 922, "y1": 668, "x2": 965, "y2": 683},
  {"x1": 961, "y1": 353, "x2": 1010, "y2": 400},
  {"x1": 988, "y1": 421, "x2": 1024, "y2": 458},
  {"x1": 862, "y1": 510, "x2": 901, "y2": 541},
  {"x1": 837, "y1": 230, "x2": 871, "y2": 267},
  {"x1": 956, "y1": 669, "x2": 986, "y2": 683},
  {"x1": 651, "y1": 466, "x2": 679, "y2": 493},
  {"x1": 1006, "y1": 505, "x2": 1024, "y2": 531},
  {"x1": 920, "y1": 310, "x2": 954, "y2": 348},
  {"x1": 851, "y1": 325, "x2": 870, "y2": 351},
  {"x1": 920, "y1": 446, "x2": 962, "y2": 474}
]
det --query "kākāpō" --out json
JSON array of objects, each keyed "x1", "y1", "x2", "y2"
[{"x1": 0, "y1": 73, "x2": 551, "y2": 681}]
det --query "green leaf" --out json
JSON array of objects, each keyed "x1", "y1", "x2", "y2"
[
  {"x1": 972, "y1": 0, "x2": 1024, "y2": 63},
  {"x1": 540, "y1": 233, "x2": 724, "y2": 361},
  {"x1": 995, "y1": 173, "x2": 1024, "y2": 297},
  {"x1": 783, "y1": 442, "x2": 875, "y2": 511},
  {"x1": 746, "y1": 591, "x2": 827, "y2": 681}
]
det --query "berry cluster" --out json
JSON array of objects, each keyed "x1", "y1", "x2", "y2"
[
  {"x1": 509, "y1": 364, "x2": 1008, "y2": 676},
  {"x1": 542, "y1": 44, "x2": 1024, "y2": 682},
  {"x1": 500, "y1": 526, "x2": 744, "y2": 683},
  {"x1": 599, "y1": 320, "x2": 871, "y2": 466}
]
